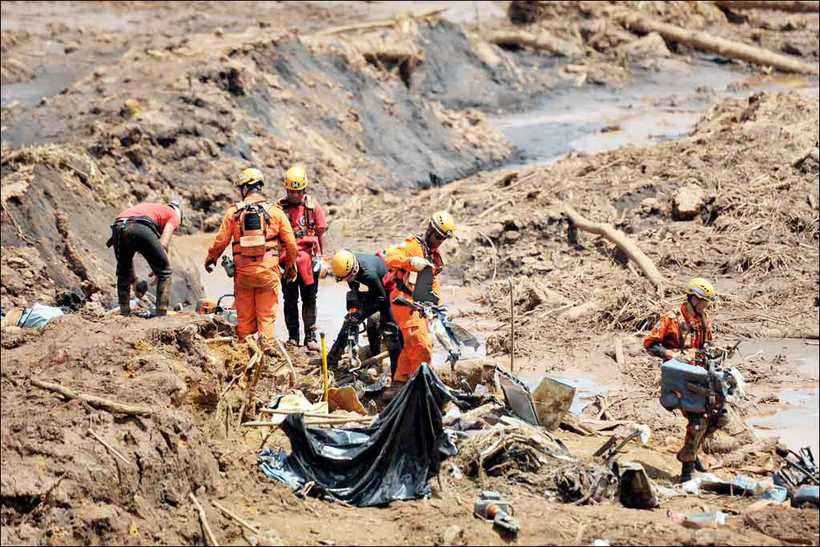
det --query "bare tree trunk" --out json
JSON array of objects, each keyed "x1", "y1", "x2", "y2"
[
  {"x1": 31, "y1": 379, "x2": 154, "y2": 417},
  {"x1": 563, "y1": 204, "x2": 667, "y2": 290},
  {"x1": 713, "y1": 1, "x2": 819, "y2": 13},
  {"x1": 615, "y1": 11, "x2": 818, "y2": 74},
  {"x1": 484, "y1": 28, "x2": 583, "y2": 58}
]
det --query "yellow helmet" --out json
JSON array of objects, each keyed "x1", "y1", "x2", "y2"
[
  {"x1": 429, "y1": 210, "x2": 456, "y2": 239},
  {"x1": 331, "y1": 249, "x2": 358, "y2": 281},
  {"x1": 687, "y1": 277, "x2": 716, "y2": 302},
  {"x1": 284, "y1": 164, "x2": 308, "y2": 191},
  {"x1": 236, "y1": 167, "x2": 264, "y2": 187}
]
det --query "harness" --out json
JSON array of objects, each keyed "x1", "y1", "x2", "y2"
[
  {"x1": 393, "y1": 235, "x2": 443, "y2": 296},
  {"x1": 107, "y1": 216, "x2": 161, "y2": 257},
  {"x1": 280, "y1": 195, "x2": 319, "y2": 240},
  {"x1": 230, "y1": 201, "x2": 279, "y2": 263}
]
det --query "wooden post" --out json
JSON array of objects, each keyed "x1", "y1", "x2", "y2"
[
  {"x1": 509, "y1": 277, "x2": 515, "y2": 373},
  {"x1": 320, "y1": 332, "x2": 329, "y2": 401}
]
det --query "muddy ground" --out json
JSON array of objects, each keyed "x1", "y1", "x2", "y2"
[{"x1": 2, "y1": 1, "x2": 819, "y2": 546}]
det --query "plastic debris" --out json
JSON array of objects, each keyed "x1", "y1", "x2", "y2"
[
  {"x1": 474, "y1": 491, "x2": 520, "y2": 536},
  {"x1": 257, "y1": 365, "x2": 456, "y2": 507}
]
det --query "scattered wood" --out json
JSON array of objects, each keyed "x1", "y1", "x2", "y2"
[
  {"x1": 189, "y1": 493, "x2": 219, "y2": 546},
  {"x1": 313, "y1": 7, "x2": 447, "y2": 37},
  {"x1": 86, "y1": 429, "x2": 134, "y2": 468},
  {"x1": 211, "y1": 501, "x2": 260, "y2": 536},
  {"x1": 712, "y1": 1, "x2": 819, "y2": 13},
  {"x1": 31, "y1": 379, "x2": 154, "y2": 417},
  {"x1": 360, "y1": 350, "x2": 389, "y2": 368},
  {"x1": 205, "y1": 336, "x2": 234, "y2": 344},
  {"x1": 484, "y1": 28, "x2": 583, "y2": 58},
  {"x1": 559, "y1": 300, "x2": 602, "y2": 321},
  {"x1": 476, "y1": 199, "x2": 513, "y2": 220},
  {"x1": 615, "y1": 10, "x2": 818, "y2": 74},
  {"x1": 563, "y1": 203, "x2": 667, "y2": 290},
  {"x1": 614, "y1": 337, "x2": 625, "y2": 367}
]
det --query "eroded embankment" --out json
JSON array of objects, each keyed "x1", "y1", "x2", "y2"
[{"x1": 1, "y1": 18, "x2": 526, "y2": 310}]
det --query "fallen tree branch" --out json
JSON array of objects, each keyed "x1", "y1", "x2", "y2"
[
  {"x1": 87, "y1": 429, "x2": 134, "y2": 468},
  {"x1": 189, "y1": 493, "x2": 219, "y2": 546},
  {"x1": 563, "y1": 204, "x2": 667, "y2": 290},
  {"x1": 615, "y1": 10, "x2": 818, "y2": 74},
  {"x1": 484, "y1": 28, "x2": 583, "y2": 58},
  {"x1": 211, "y1": 501, "x2": 260, "y2": 536},
  {"x1": 313, "y1": 7, "x2": 446, "y2": 37},
  {"x1": 31, "y1": 379, "x2": 154, "y2": 417},
  {"x1": 712, "y1": 1, "x2": 819, "y2": 13},
  {"x1": 360, "y1": 350, "x2": 389, "y2": 368}
]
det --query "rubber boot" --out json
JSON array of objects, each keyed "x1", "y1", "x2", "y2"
[
  {"x1": 304, "y1": 330, "x2": 319, "y2": 353},
  {"x1": 155, "y1": 277, "x2": 170, "y2": 317},
  {"x1": 302, "y1": 298, "x2": 318, "y2": 351},
  {"x1": 680, "y1": 461, "x2": 695, "y2": 483},
  {"x1": 117, "y1": 282, "x2": 132, "y2": 316}
]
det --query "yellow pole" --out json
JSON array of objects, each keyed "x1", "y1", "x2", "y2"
[{"x1": 320, "y1": 332, "x2": 329, "y2": 401}]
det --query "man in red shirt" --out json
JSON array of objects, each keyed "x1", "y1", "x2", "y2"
[
  {"x1": 278, "y1": 164, "x2": 327, "y2": 351},
  {"x1": 108, "y1": 199, "x2": 182, "y2": 316}
]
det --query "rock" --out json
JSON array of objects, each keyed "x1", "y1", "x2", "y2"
[
  {"x1": 640, "y1": 197, "x2": 662, "y2": 214},
  {"x1": 503, "y1": 230, "x2": 521, "y2": 242},
  {"x1": 484, "y1": 222, "x2": 505, "y2": 240},
  {"x1": 437, "y1": 525, "x2": 464, "y2": 546},
  {"x1": 671, "y1": 183, "x2": 705, "y2": 221},
  {"x1": 618, "y1": 32, "x2": 671, "y2": 59}
]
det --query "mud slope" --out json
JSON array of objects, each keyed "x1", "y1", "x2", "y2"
[{"x1": 1, "y1": 19, "x2": 516, "y2": 310}]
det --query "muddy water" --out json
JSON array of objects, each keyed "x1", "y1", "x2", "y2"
[
  {"x1": 492, "y1": 58, "x2": 818, "y2": 166},
  {"x1": 176, "y1": 234, "x2": 484, "y2": 365},
  {"x1": 740, "y1": 339, "x2": 820, "y2": 456}
]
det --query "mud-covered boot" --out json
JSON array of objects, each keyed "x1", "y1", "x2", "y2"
[
  {"x1": 304, "y1": 331, "x2": 320, "y2": 353},
  {"x1": 154, "y1": 277, "x2": 170, "y2": 317},
  {"x1": 117, "y1": 282, "x2": 132, "y2": 316},
  {"x1": 680, "y1": 461, "x2": 695, "y2": 483}
]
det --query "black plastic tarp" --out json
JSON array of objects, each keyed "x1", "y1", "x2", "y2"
[{"x1": 258, "y1": 364, "x2": 457, "y2": 507}]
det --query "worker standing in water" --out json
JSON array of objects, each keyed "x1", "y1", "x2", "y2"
[{"x1": 278, "y1": 164, "x2": 328, "y2": 352}]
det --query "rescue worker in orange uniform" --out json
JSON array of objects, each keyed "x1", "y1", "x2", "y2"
[
  {"x1": 384, "y1": 211, "x2": 456, "y2": 387},
  {"x1": 644, "y1": 277, "x2": 727, "y2": 483},
  {"x1": 278, "y1": 165, "x2": 328, "y2": 351},
  {"x1": 204, "y1": 167, "x2": 299, "y2": 344}
]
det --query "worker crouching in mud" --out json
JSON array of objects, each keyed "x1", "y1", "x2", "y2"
[
  {"x1": 326, "y1": 250, "x2": 402, "y2": 377},
  {"x1": 108, "y1": 199, "x2": 182, "y2": 316},
  {"x1": 644, "y1": 277, "x2": 727, "y2": 483},
  {"x1": 383, "y1": 211, "x2": 456, "y2": 395},
  {"x1": 204, "y1": 167, "x2": 299, "y2": 351},
  {"x1": 278, "y1": 164, "x2": 328, "y2": 352}
]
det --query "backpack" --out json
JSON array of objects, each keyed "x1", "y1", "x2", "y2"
[{"x1": 233, "y1": 202, "x2": 272, "y2": 258}]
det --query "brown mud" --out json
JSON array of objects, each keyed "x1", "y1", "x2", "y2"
[{"x1": 2, "y1": 1, "x2": 820, "y2": 546}]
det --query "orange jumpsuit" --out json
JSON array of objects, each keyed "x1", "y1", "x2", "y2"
[
  {"x1": 643, "y1": 303, "x2": 721, "y2": 463},
  {"x1": 383, "y1": 235, "x2": 443, "y2": 382},
  {"x1": 643, "y1": 302, "x2": 712, "y2": 356},
  {"x1": 206, "y1": 195, "x2": 298, "y2": 340}
]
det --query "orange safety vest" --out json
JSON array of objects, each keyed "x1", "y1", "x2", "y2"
[{"x1": 385, "y1": 235, "x2": 444, "y2": 296}]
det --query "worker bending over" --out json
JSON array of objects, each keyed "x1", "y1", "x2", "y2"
[
  {"x1": 326, "y1": 250, "x2": 402, "y2": 376},
  {"x1": 108, "y1": 199, "x2": 182, "y2": 316}
]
